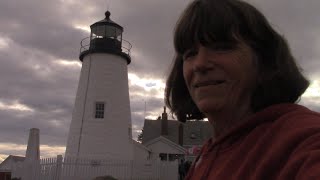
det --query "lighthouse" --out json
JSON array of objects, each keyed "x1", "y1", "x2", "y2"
[{"x1": 65, "y1": 11, "x2": 133, "y2": 160}]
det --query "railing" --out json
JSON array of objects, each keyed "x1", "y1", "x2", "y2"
[
  {"x1": 80, "y1": 37, "x2": 90, "y2": 54},
  {"x1": 80, "y1": 36, "x2": 132, "y2": 57}
]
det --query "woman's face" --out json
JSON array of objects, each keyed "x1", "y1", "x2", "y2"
[{"x1": 182, "y1": 41, "x2": 258, "y2": 117}]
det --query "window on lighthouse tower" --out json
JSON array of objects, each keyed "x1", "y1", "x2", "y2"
[{"x1": 95, "y1": 102, "x2": 105, "y2": 119}]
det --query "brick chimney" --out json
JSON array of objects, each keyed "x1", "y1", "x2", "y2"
[{"x1": 161, "y1": 106, "x2": 168, "y2": 135}]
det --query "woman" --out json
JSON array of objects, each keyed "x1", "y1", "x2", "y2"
[{"x1": 165, "y1": 0, "x2": 320, "y2": 179}]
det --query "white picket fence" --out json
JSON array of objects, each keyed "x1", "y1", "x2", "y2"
[{"x1": 13, "y1": 155, "x2": 178, "y2": 180}]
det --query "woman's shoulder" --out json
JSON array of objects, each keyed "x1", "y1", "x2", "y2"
[
  {"x1": 262, "y1": 103, "x2": 320, "y2": 152},
  {"x1": 250, "y1": 103, "x2": 320, "y2": 146},
  {"x1": 273, "y1": 103, "x2": 320, "y2": 129},
  {"x1": 269, "y1": 104, "x2": 320, "y2": 178}
]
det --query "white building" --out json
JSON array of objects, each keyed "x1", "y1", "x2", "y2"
[
  {"x1": 141, "y1": 107, "x2": 213, "y2": 162},
  {"x1": 65, "y1": 11, "x2": 133, "y2": 161}
]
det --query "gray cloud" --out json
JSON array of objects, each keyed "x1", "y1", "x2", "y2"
[
  {"x1": 0, "y1": 0, "x2": 319, "y2": 160},
  {"x1": 249, "y1": 0, "x2": 320, "y2": 73}
]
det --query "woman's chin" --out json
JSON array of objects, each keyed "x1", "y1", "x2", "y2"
[{"x1": 196, "y1": 100, "x2": 225, "y2": 114}]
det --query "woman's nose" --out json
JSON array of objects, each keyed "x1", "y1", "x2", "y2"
[{"x1": 193, "y1": 47, "x2": 214, "y2": 73}]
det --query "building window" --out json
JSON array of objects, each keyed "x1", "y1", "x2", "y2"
[
  {"x1": 159, "y1": 153, "x2": 167, "y2": 161},
  {"x1": 159, "y1": 153, "x2": 183, "y2": 161},
  {"x1": 95, "y1": 102, "x2": 105, "y2": 119}
]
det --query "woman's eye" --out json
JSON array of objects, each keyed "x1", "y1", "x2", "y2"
[{"x1": 182, "y1": 49, "x2": 198, "y2": 61}]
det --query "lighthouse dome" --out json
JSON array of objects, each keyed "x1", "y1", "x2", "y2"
[{"x1": 90, "y1": 11, "x2": 123, "y2": 37}]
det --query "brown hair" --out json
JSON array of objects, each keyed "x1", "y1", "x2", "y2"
[{"x1": 165, "y1": 0, "x2": 309, "y2": 122}]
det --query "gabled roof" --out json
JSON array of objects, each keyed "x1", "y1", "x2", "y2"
[
  {"x1": 131, "y1": 139, "x2": 151, "y2": 152},
  {"x1": 0, "y1": 155, "x2": 25, "y2": 168},
  {"x1": 3, "y1": 155, "x2": 25, "y2": 163},
  {"x1": 142, "y1": 119, "x2": 213, "y2": 146},
  {"x1": 144, "y1": 136, "x2": 186, "y2": 153}
]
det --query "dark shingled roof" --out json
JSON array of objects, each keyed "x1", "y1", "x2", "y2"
[
  {"x1": 141, "y1": 118, "x2": 213, "y2": 146},
  {"x1": 183, "y1": 121, "x2": 213, "y2": 146}
]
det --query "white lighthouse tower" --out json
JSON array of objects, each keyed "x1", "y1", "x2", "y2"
[{"x1": 65, "y1": 11, "x2": 133, "y2": 160}]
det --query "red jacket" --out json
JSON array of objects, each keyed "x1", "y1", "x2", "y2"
[{"x1": 185, "y1": 103, "x2": 320, "y2": 180}]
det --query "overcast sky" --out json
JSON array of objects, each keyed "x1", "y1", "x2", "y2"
[{"x1": 0, "y1": 0, "x2": 319, "y2": 162}]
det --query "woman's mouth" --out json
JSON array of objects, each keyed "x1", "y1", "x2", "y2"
[{"x1": 194, "y1": 80, "x2": 226, "y2": 88}]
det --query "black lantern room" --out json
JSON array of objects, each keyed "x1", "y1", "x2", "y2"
[{"x1": 79, "y1": 11, "x2": 131, "y2": 64}]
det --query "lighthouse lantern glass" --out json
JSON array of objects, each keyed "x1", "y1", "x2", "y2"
[{"x1": 91, "y1": 24, "x2": 122, "y2": 41}]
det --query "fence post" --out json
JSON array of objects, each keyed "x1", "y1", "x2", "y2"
[
  {"x1": 130, "y1": 160, "x2": 134, "y2": 180},
  {"x1": 54, "y1": 155, "x2": 63, "y2": 180}
]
